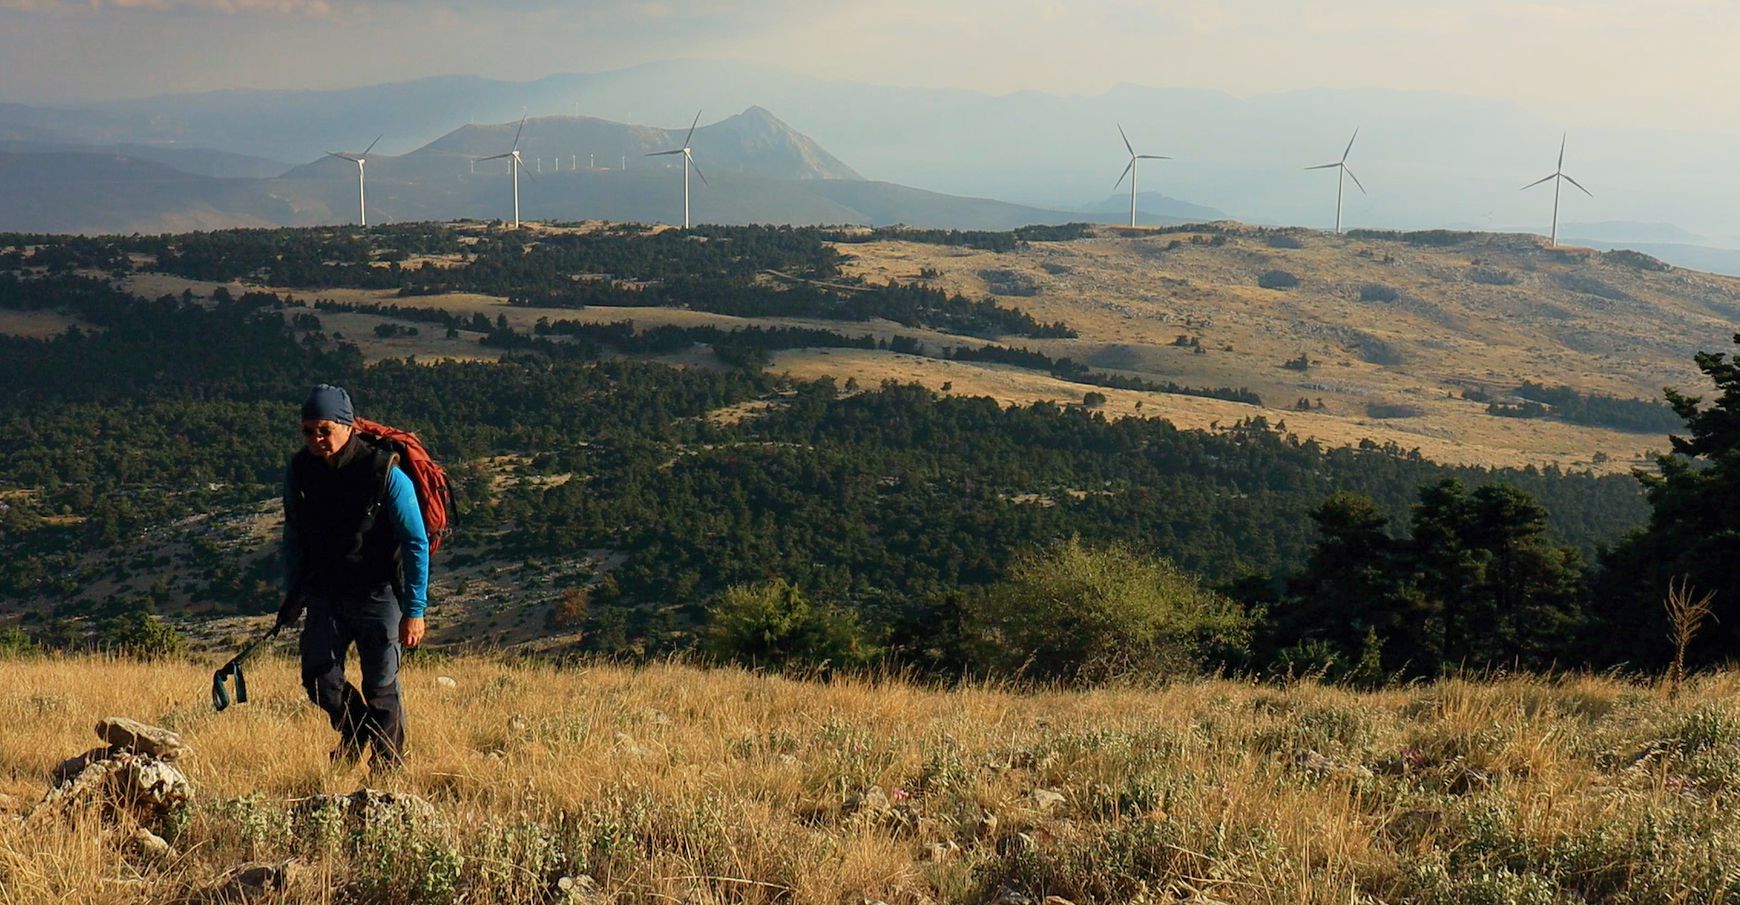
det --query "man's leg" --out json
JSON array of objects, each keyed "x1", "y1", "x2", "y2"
[
  {"x1": 351, "y1": 586, "x2": 407, "y2": 768},
  {"x1": 299, "y1": 591, "x2": 369, "y2": 764}
]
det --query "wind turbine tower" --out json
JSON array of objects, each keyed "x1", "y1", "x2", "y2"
[
  {"x1": 326, "y1": 135, "x2": 382, "y2": 227},
  {"x1": 1113, "y1": 124, "x2": 1171, "y2": 228},
  {"x1": 1521, "y1": 134, "x2": 1591, "y2": 247},
  {"x1": 475, "y1": 115, "x2": 529, "y2": 228},
  {"x1": 1305, "y1": 128, "x2": 1366, "y2": 234},
  {"x1": 647, "y1": 111, "x2": 708, "y2": 228}
]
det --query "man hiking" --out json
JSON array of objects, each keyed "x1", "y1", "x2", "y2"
[{"x1": 279, "y1": 384, "x2": 429, "y2": 771}]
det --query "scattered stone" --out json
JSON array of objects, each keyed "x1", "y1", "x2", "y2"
[
  {"x1": 988, "y1": 885, "x2": 1036, "y2": 905},
  {"x1": 924, "y1": 839, "x2": 960, "y2": 862},
  {"x1": 39, "y1": 750, "x2": 192, "y2": 824},
  {"x1": 132, "y1": 826, "x2": 174, "y2": 861},
  {"x1": 612, "y1": 732, "x2": 650, "y2": 758},
  {"x1": 196, "y1": 860, "x2": 296, "y2": 903},
  {"x1": 556, "y1": 874, "x2": 599, "y2": 901},
  {"x1": 97, "y1": 717, "x2": 189, "y2": 761},
  {"x1": 293, "y1": 787, "x2": 439, "y2": 833},
  {"x1": 1031, "y1": 787, "x2": 1067, "y2": 813},
  {"x1": 53, "y1": 746, "x2": 116, "y2": 785},
  {"x1": 846, "y1": 785, "x2": 892, "y2": 816},
  {"x1": 435, "y1": 675, "x2": 458, "y2": 689},
  {"x1": 1291, "y1": 750, "x2": 1375, "y2": 782}
]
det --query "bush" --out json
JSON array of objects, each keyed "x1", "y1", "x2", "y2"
[
  {"x1": 1366, "y1": 402, "x2": 1424, "y2": 419},
  {"x1": 0, "y1": 625, "x2": 35, "y2": 657},
  {"x1": 1082, "y1": 391, "x2": 1108, "y2": 408},
  {"x1": 703, "y1": 578, "x2": 880, "y2": 671},
  {"x1": 97, "y1": 611, "x2": 187, "y2": 660},
  {"x1": 1266, "y1": 233, "x2": 1305, "y2": 249},
  {"x1": 1358, "y1": 283, "x2": 1399, "y2": 303},
  {"x1": 964, "y1": 537, "x2": 1249, "y2": 683},
  {"x1": 1258, "y1": 270, "x2": 1299, "y2": 290},
  {"x1": 1468, "y1": 267, "x2": 1519, "y2": 286}
]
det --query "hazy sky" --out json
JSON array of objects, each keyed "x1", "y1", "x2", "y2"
[{"x1": 3, "y1": 0, "x2": 1737, "y2": 134}]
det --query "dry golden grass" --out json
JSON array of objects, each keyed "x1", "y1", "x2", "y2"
[{"x1": 5, "y1": 655, "x2": 1740, "y2": 904}]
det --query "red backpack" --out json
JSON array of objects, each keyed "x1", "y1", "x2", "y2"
[{"x1": 352, "y1": 417, "x2": 455, "y2": 553}]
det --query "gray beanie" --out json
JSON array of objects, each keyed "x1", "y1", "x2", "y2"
[{"x1": 301, "y1": 384, "x2": 356, "y2": 425}]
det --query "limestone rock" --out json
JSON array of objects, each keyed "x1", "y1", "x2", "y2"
[
  {"x1": 294, "y1": 787, "x2": 438, "y2": 833},
  {"x1": 1031, "y1": 787, "x2": 1067, "y2": 813},
  {"x1": 435, "y1": 675, "x2": 458, "y2": 689},
  {"x1": 96, "y1": 717, "x2": 189, "y2": 761},
  {"x1": 192, "y1": 860, "x2": 299, "y2": 903},
  {"x1": 1291, "y1": 750, "x2": 1375, "y2": 782},
  {"x1": 39, "y1": 750, "x2": 191, "y2": 823},
  {"x1": 846, "y1": 785, "x2": 892, "y2": 816},
  {"x1": 924, "y1": 839, "x2": 960, "y2": 861},
  {"x1": 53, "y1": 746, "x2": 116, "y2": 785},
  {"x1": 132, "y1": 826, "x2": 174, "y2": 861}
]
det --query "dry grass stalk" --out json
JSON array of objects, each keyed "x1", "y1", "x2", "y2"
[{"x1": 1664, "y1": 574, "x2": 1717, "y2": 698}]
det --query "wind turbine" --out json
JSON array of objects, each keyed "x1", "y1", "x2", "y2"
[
  {"x1": 475, "y1": 115, "x2": 529, "y2": 229},
  {"x1": 326, "y1": 135, "x2": 382, "y2": 227},
  {"x1": 1521, "y1": 133, "x2": 1591, "y2": 247},
  {"x1": 646, "y1": 111, "x2": 707, "y2": 228},
  {"x1": 1113, "y1": 124, "x2": 1170, "y2": 228},
  {"x1": 1305, "y1": 128, "x2": 1365, "y2": 234}
]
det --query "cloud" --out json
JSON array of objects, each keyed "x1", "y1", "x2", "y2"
[{"x1": 1, "y1": 0, "x2": 332, "y2": 12}]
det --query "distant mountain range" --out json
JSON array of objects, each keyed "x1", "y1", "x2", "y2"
[
  {"x1": 6, "y1": 60, "x2": 1740, "y2": 266},
  {"x1": 0, "y1": 107, "x2": 1110, "y2": 234}
]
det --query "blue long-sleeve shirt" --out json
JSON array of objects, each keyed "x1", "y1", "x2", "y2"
[{"x1": 284, "y1": 464, "x2": 430, "y2": 618}]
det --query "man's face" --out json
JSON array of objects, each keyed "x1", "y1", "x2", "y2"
[{"x1": 301, "y1": 419, "x2": 354, "y2": 461}]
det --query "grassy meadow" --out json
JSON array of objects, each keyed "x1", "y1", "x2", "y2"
[{"x1": 3, "y1": 654, "x2": 1740, "y2": 904}]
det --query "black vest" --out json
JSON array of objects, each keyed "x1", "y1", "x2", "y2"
[{"x1": 288, "y1": 437, "x2": 402, "y2": 593}]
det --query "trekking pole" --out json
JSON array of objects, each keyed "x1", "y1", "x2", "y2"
[{"x1": 211, "y1": 622, "x2": 283, "y2": 712}]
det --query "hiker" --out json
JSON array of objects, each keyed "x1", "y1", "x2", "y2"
[{"x1": 278, "y1": 384, "x2": 429, "y2": 771}]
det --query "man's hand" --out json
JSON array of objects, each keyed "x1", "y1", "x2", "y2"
[
  {"x1": 275, "y1": 593, "x2": 305, "y2": 630},
  {"x1": 400, "y1": 616, "x2": 427, "y2": 649}
]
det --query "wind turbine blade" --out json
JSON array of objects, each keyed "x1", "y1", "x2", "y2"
[
  {"x1": 1305, "y1": 163, "x2": 1340, "y2": 170},
  {"x1": 646, "y1": 149, "x2": 684, "y2": 157},
  {"x1": 1520, "y1": 173, "x2": 1556, "y2": 191},
  {"x1": 477, "y1": 152, "x2": 512, "y2": 162},
  {"x1": 1557, "y1": 132, "x2": 1566, "y2": 170},
  {"x1": 1136, "y1": 155, "x2": 1171, "y2": 160},
  {"x1": 1344, "y1": 167, "x2": 1367, "y2": 195},
  {"x1": 363, "y1": 135, "x2": 382, "y2": 157},
  {"x1": 1562, "y1": 173, "x2": 1593, "y2": 197},
  {"x1": 1342, "y1": 127, "x2": 1359, "y2": 163},
  {"x1": 1113, "y1": 159, "x2": 1134, "y2": 190},
  {"x1": 682, "y1": 109, "x2": 702, "y2": 148},
  {"x1": 689, "y1": 155, "x2": 709, "y2": 186},
  {"x1": 1117, "y1": 123, "x2": 1134, "y2": 157},
  {"x1": 326, "y1": 152, "x2": 359, "y2": 162},
  {"x1": 512, "y1": 114, "x2": 527, "y2": 151}
]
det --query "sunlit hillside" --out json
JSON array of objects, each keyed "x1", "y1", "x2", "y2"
[
  {"x1": 101, "y1": 222, "x2": 1734, "y2": 476},
  {"x1": 4, "y1": 654, "x2": 1740, "y2": 903}
]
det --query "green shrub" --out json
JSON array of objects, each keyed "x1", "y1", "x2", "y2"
[
  {"x1": 1258, "y1": 269, "x2": 1299, "y2": 290},
  {"x1": 964, "y1": 537, "x2": 1249, "y2": 683},
  {"x1": 703, "y1": 578, "x2": 880, "y2": 671},
  {"x1": 97, "y1": 611, "x2": 187, "y2": 660}
]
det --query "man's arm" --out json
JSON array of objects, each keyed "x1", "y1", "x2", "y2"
[
  {"x1": 383, "y1": 466, "x2": 430, "y2": 619},
  {"x1": 281, "y1": 463, "x2": 306, "y2": 614}
]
